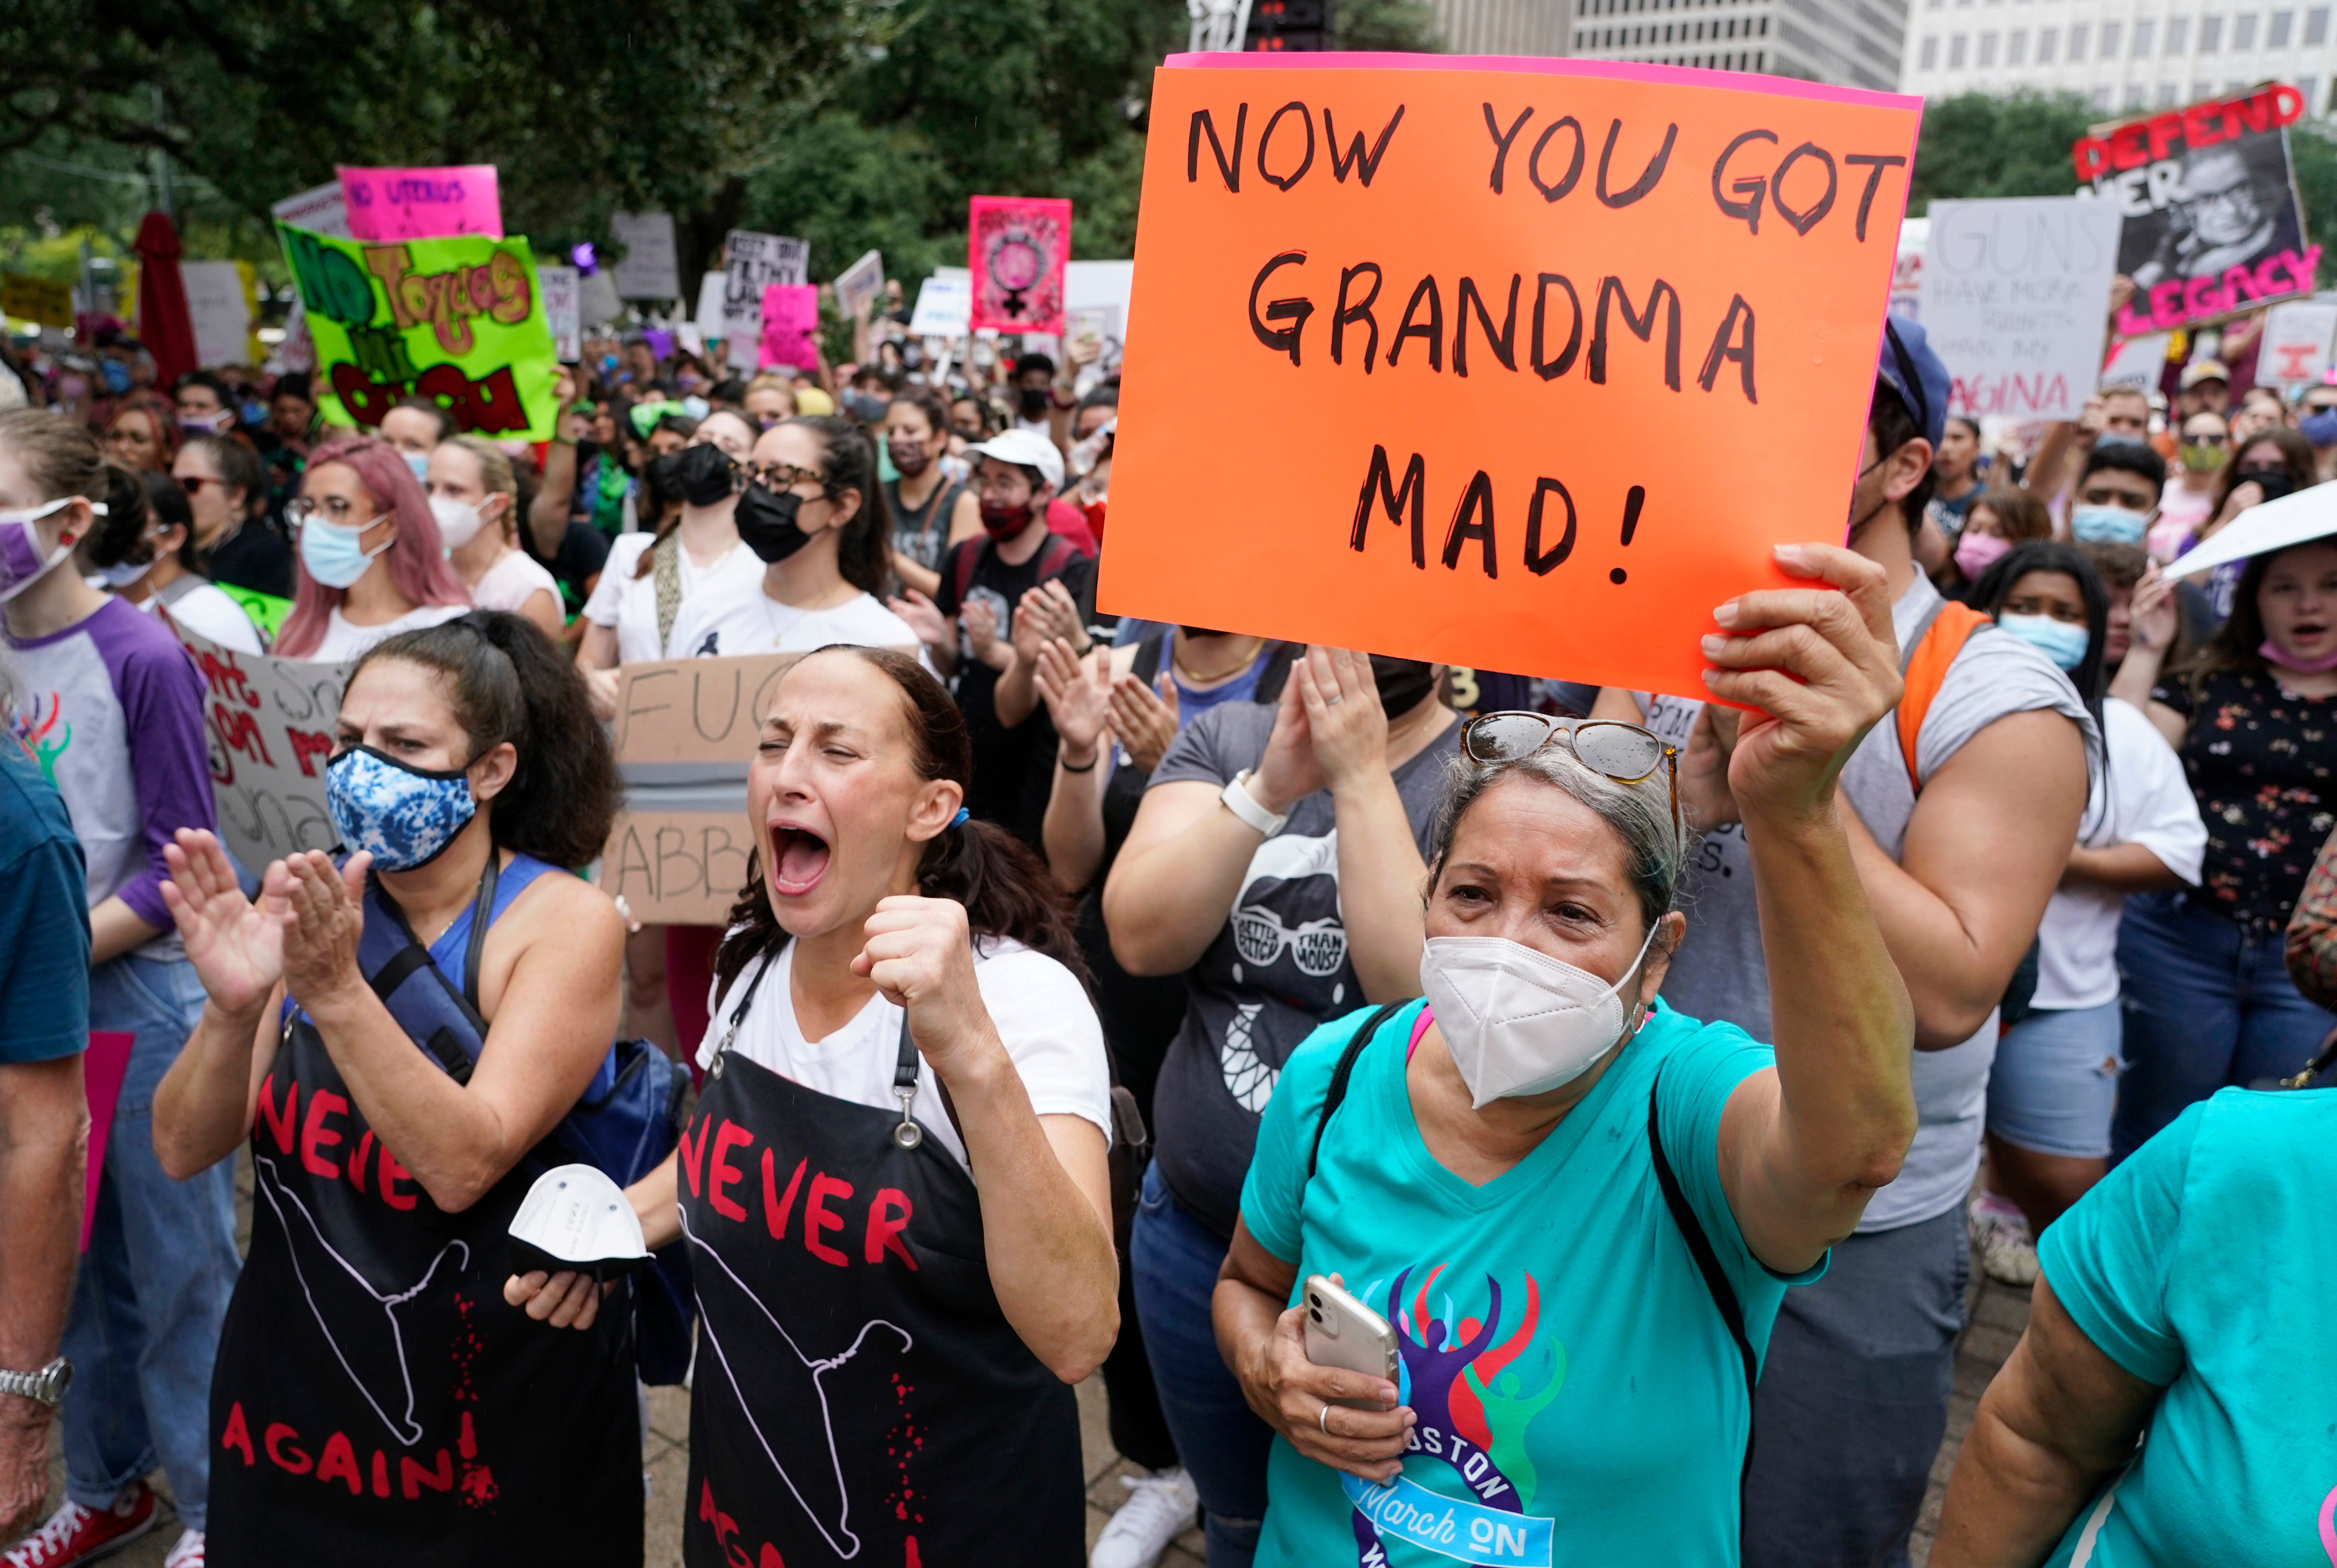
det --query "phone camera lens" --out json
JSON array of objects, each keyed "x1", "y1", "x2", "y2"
[{"x1": 1308, "y1": 1308, "x2": 1322, "y2": 1322}]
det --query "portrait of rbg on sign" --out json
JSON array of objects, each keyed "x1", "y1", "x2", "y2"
[{"x1": 1103, "y1": 55, "x2": 1922, "y2": 699}]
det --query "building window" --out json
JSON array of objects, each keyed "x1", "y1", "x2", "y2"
[
  {"x1": 2302, "y1": 75, "x2": 2322, "y2": 108},
  {"x1": 2132, "y1": 17, "x2": 2153, "y2": 52},
  {"x1": 2038, "y1": 23, "x2": 2059, "y2": 56},
  {"x1": 2093, "y1": 85, "x2": 2114, "y2": 105},
  {"x1": 2310, "y1": 6, "x2": 2331, "y2": 40},
  {"x1": 1950, "y1": 29, "x2": 1968, "y2": 61},
  {"x1": 2271, "y1": 9, "x2": 2295, "y2": 42},
  {"x1": 2201, "y1": 14, "x2": 2222, "y2": 46},
  {"x1": 2099, "y1": 19, "x2": 2122, "y2": 53},
  {"x1": 2069, "y1": 20, "x2": 2089, "y2": 54},
  {"x1": 1920, "y1": 27, "x2": 1940, "y2": 57},
  {"x1": 1979, "y1": 27, "x2": 1999, "y2": 59},
  {"x1": 2165, "y1": 16, "x2": 2188, "y2": 51},
  {"x1": 2235, "y1": 12, "x2": 2257, "y2": 46},
  {"x1": 2009, "y1": 26, "x2": 2028, "y2": 58},
  {"x1": 2158, "y1": 80, "x2": 2181, "y2": 102},
  {"x1": 2126, "y1": 82, "x2": 2149, "y2": 105}
]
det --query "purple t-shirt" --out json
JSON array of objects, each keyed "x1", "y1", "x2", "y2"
[{"x1": 7, "y1": 595, "x2": 215, "y2": 956}]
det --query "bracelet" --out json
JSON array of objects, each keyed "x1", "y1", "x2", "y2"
[
  {"x1": 1060, "y1": 749, "x2": 1100, "y2": 773},
  {"x1": 1221, "y1": 769, "x2": 1289, "y2": 836}
]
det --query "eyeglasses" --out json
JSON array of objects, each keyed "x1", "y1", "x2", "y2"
[
  {"x1": 747, "y1": 461, "x2": 826, "y2": 493},
  {"x1": 2181, "y1": 432, "x2": 2228, "y2": 447},
  {"x1": 284, "y1": 496, "x2": 387, "y2": 534},
  {"x1": 1458, "y1": 712, "x2": 1682, "y2": 849},
  {"x1": 176, "y1": 475, "x2": 221, "y2": 495}
]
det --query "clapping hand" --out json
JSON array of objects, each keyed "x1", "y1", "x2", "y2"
[
  {"x1": 278, "y1": 850, "x2": 372, "y2": 1011},
  {"x1": 1017, "y1": 579, "x2": 1088, "y2": 652},
  {"x1": 2128, "y1": 569, "x2": 2179, "y2": 655},
  {"x1": 161, "y1": 829, "x2": 287, "y2": 1017},
  {"x1": 887, "y1": 587, "x2": 953, "y2": 651},
  {"x1": 1678, "y1": 703, "x2": 1744, "y2": 830},
  {"x1": 1035, "y1": 639, "x2": 1113, "y2": 761},
  {"x1": 1109, "y1": 669, "x2": 1181, "y2": 775},
  {"x1": 1291, "y1": 647, "x2": 1387, "y2": 794}
]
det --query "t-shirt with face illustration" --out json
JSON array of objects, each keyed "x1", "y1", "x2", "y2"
[{"x1": 1145, "y1": 699, "x2": 1458, "y2": 1238}]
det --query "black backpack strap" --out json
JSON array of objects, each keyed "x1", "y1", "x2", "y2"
[
  {"x1": 1646, "y1": 1069, "x2": 1759, "y2": 1522},
  {"x1": 462, "y1": 852, "x2": 498, "y2": 1009},
  {"x1": 1131, "y1": 628, "x2": 1169, "y2": 687},
  {"x1": 1307, "y1": 1000, "x2": 1412, "y2": 1178}
]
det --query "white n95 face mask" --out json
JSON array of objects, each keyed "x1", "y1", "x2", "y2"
[{"x1": 1419, "y1": 924, "x2": 1660, "y2": 1108}]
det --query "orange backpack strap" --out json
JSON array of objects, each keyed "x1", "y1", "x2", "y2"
[{"x1": 1895, "y1": 601, "x2": 1995, "y2": 793}]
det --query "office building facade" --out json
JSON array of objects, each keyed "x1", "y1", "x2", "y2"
[
  {"x1": 1567, "y1": 0, "x2": 1908, "y2": 89},
  {"x1": 1900, "y1": 0, "x2": 2331, "y2": 115}
]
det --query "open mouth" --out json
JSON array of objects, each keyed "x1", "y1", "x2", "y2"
[{"x1": 768, "y1": 823, "x2": 832, "y2": 899}]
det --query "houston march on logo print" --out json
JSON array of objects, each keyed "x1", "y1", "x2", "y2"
[
  {"x1": 202, "y1": 1016, "x2": 643, "y2": 1565},
  {"x1": 678, "y1": 1046, "x2": 1085, "y2": 1567}
]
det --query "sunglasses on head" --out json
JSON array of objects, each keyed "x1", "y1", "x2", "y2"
[{"x1": 1459, "y1": 711, "x2": 1682, "y2": 850}]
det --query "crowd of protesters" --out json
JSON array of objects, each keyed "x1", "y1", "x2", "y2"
[{"x1": 0, "y1": 279, "x2": 2334, "y2": 1568}]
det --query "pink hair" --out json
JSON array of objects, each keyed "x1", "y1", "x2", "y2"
[{"x1": 275, "y1": 434, "x2": 470, "y2": 658}]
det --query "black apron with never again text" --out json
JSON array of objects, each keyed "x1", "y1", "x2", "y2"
[
  {"x1": 680, "y1": 974, "x2": 1085, "y2": 1567},
  {"x1": 205, "y1": 1013, "x2": 643, "y2": 1565}
]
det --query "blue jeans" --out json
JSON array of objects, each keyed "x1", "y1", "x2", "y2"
[
  {"x1": 62, "y1": 954, "x2": 240, "y2": 1531},
  {"x1": 2112, "y1": 891, "x2": 2337, "y2": 1162},
  {"x1": 1130, "y1": 1163, "x2": 1271, "y2": 1568}
]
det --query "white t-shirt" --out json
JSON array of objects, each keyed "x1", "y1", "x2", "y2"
[
  {"x1": 697, "y1": 935, "x2": 1112, "y2": 1174},
  {"x1": 468, "y1": 548, "x2": 562, "y2": 619},
  {"x1": 143, "y1": 579, "x2": 263, "y2": 654},
  {"x1": 300, "y1": 602, "x2": 468, "y2": 663},
  {"x1": 667, "y1": 582, "x2": 922, "y2": 660},
  {"x1": 2033, "y1": 696, "x2": 2205, "y2": 1011},
  {"x1": 581, "y1": 532, "x2": 764, "y2": 664}
]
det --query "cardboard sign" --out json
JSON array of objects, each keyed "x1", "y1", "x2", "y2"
[
  {"x1": 271, "y1": 181, "x2": 350, "y2": 240},
  {"x1": 611, "y1": 211, "x2": 681, "y2": 300},
  {"x1": 1103, "y1": 55, "x2": 1921, "y2": 696},
  {"x1": 0, "y1": 273, "x2": 73, "y2": 328},
  {"x1": 277, "y1": 222, "x2": 561, "y2": 442},
  {"x1": 694, "y1": 271, "x2": 730, "y2": 341},
  {"x1": 970, "y1": 196, "x2": 1072, "y2": 334},
  {"x1": 2099, "y1": 330, "x2": 2171, "y2": 391},
  {"x1": 601, "y1": 653, "x2": 800, "y2": 924},
  {"x1": 909, "y1": 268, "x2": 973, "y2": 336},
  {"x1": 1920, "y1": 197, "x2": 2123, "y2": 421},
  {"x1": 2076, "y1": 84, "x2": 2319, "y2": 334},
  {"x1": 834, "y1": 249, "x2": 887, "y2": 319},
  {"x1": 538, "y1": 263, "x2": 582, "y2": 360},
  {"x1": 164, "y1": 617, "x2": 350, "y2": 876},
  {"x1": 337, "y1": 164, "x2": 503, "y2": 242},
  {"x1": 180, "y1": 260, "x2": 255, "y2": 369},
  {"x1": 759, "y1": 283, "x2": 821, "y2": 372},
  {"x1": 2261, "y1": 299, "x2": 2337, "y2": 386},
  {"x1": 723, "y1": 231, "x2": 811, "y2": 368}
]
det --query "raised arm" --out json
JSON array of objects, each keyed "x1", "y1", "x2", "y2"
[
  {"x1": 153, "y1": 830, "x2": 290, "y2": 1177},
  {"x1": 1840, "y1": 706, "x2": 2086, "y2": 1048},
  {"x1": 1929, "y1": 1276, "x2": 2159, "y2": 1567},
  {"x1": 530, "y1": 370, "x2": 581, "y2": 558},
  {"x1": 1700, "y1": 543, "x2": 1919, "y2": 1272},
  {"x1": 1035, "y1": 639, "x2": 1126, "y2": 893}
]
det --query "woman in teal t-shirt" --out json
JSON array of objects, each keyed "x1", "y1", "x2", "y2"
[{"x1": 1215, "y1": 543, "x2": 1923, "y2": 1567}]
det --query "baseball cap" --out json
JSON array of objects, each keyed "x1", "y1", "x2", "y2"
[
  {"x1": 2179, "y1": 358, "x2": 2230, "y2": 389},
  {"x1": 965, "y1": 426, "x2": 1065, "y2": 492},
  {"x1": 1877, "y1": 315, "x2": 1950, "y2": 451}
]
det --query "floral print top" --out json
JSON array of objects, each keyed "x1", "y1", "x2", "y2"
[
  {"x1": 2289, "y1": 826, "x2": 2337, "y2": 1011},
  {"x1": 2154, "y1": 668, "x2": 2337, "y2": 926}
]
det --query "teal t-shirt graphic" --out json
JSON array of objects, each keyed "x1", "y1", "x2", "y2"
[
  {"x1": 1240, "y1": 998, "x2": 1820, "y2": 1567},
  {"x1": 2038, "y1": 1088, "x2": 2337, "y2": 1567}
]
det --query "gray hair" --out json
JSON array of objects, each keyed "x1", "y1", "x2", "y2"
[{"x1": 1426, "y1": 743, "x2": 1685, "y2": 937}]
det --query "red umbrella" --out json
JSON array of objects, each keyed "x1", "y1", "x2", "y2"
[{"x1": 133, "y1": 211, "x2": 197, "y2": 386}]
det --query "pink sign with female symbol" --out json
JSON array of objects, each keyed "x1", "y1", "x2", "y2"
[{"x1": 969, "y1": 196, "x2": 1071, "y2": 336}]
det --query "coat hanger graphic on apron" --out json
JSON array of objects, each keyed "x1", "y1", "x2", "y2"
[{"x1": 252, "y1": 1157, "x2": 474, "y2": 1447}]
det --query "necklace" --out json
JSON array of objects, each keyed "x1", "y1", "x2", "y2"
[{"x1": 1173, "y1": 634, "x2": 1264, "y2": 686}]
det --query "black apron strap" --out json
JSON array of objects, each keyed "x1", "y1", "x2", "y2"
[{"x1": 462, "y1": 851, "x2": 499, "y2": 1008}]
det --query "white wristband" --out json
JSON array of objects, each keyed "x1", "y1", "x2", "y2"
[{"x1": 1221, "y1": 770, "x2": 1289, "y2": 837}]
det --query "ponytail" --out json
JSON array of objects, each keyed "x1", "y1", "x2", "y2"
[
  {"x1": 83, "y1": 459, "x2": 155, "y2": 569},
  {"x1": 350, "y1": 610, "x2": 620, "y2": 867},
  {"x1": 713, "y1": 646, "x2": 1084, "y2": 997}
]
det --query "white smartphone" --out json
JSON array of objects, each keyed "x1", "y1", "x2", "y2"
[{"x1": 1301, "y1": 1274, "x2": 1398, "y2": 1408}]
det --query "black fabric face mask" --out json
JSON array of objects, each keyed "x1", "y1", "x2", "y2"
[
  {"x1": 2238, "y1": 467, "x2": 2297, "y2": 502},
  {"x1": 676, "y1": 442, "x2": 740, "y2": 507},
  {"x1": 1368, "y1": 654, "x2": 1438, "y2": 718},
  {"x1": 1018, "y1": 386, "x2": 1049, "y2": 418},
  {"x1": 735, "y1": 484, "x2": 814, "y2": 564}
]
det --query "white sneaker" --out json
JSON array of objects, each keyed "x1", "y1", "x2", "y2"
[
  {"x1": 162, "y1": 1530, "x2": 204, "y2": 1568},
  {"x1": 1091, "y1": 1467, "x2": 1198, "y2": 1568},
  {"x1": 1969, "y1": 1193, "x2": 2040, "y2": 1286}
]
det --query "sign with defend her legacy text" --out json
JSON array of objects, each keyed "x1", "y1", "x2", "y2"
[{"x1": 1102, "y1": 56, "x2": 1922, "y2": 698}]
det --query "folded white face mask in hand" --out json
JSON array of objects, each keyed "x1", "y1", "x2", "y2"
[{"x1": 1419, "y1": 923, "x2": 1658, "y2": 1108}]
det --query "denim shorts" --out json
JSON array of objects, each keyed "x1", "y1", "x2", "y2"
[{"x1": 1984, "y1": 998, "x2": 2123, "y2": 1159}]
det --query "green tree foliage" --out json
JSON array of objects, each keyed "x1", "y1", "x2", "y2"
[
  {"x1": 1908, "y1": 90, "x2": 2099, "y2": 209},
  {"x1": 2289, "y1": 121, "x2": 2337, "y2": 288}
]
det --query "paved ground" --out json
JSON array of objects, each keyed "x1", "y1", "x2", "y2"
[{"x1": 43, "y1": 1204, "x2": 2025, "y2": 1568}]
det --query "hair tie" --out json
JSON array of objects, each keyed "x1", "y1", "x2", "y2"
[{"x1": 950, "y1": 808, "x2": 970, "y2": 829}]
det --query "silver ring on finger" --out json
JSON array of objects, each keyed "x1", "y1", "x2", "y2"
[
  {"x1": 1326, "y1": 693, "x2": 1345, "y2": 706},
  {"x1": 1319, "y1": 1403, "x2": 1335, "y2": 1436}
]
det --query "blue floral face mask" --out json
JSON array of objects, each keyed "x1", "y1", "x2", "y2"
[{"x1": 326, "y1": 745, "x2": 477, "y2": 870}]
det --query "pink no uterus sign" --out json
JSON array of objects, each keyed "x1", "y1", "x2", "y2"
[{"x1": 336, "y1": 165, "x2": 503, "y2": 242}]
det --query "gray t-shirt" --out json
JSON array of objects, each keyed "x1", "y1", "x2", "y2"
[
  {"x1": 1646, "y1": 572, "x2": 2097, "y2": 1232},
  {"x1": 1145, "y1": 701, "x2": 1459, "y2": 1237}
]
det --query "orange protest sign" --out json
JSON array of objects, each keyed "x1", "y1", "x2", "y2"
[{"x1": 1102, "y1": 56, "x2": 1921, "y2": 697}]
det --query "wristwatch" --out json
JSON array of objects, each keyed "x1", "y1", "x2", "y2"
[
  {"x1": 0, "y1": 1358, "x2": 71, "y2": 1409},
  {"x1": 1221, "y1": 770, "x2": 1290, "y2": 837}
]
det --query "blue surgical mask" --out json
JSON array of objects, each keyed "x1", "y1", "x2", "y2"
[
  {"x1": 326, "y1": 746, "x2": 477, "y2": 871},
  {"x1": 99, "y1": 359, "x2": 130, "y2": 395},
  {"x1": 297, "y1": 515, "x2": 392, "y2": 589},
  {"x1": 2070, "y1": 504, "x2": 2149, "y2": 545},
  {"x1": 2301, "y1": 408, "x2": 2337, "y2": 448},
  {"x1": 403, "y1": 450, "x2": 431, "y2": 481},
  {"x1": 1998, "y1": 613, "x2": 2092, "y2": 670}
]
